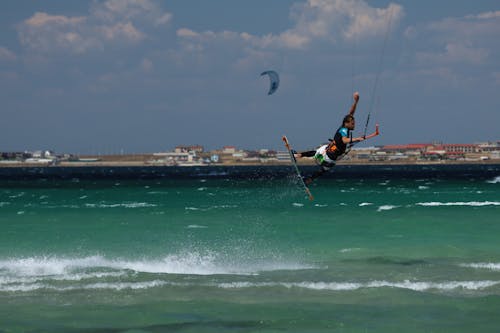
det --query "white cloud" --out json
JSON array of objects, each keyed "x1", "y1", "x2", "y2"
[
  {"x1": 410, "y1": 10, "x2": 500, "y2": 67},
  {"x1": 155, "y1": 13, "x2": 173, "y2": 26},
  {"x1": 100, "y1": 22, "x2": 144, "y2": 41},
  {"x1": 293, "y1": 0, "x2": 403, "y2": 41},
  {"x1": 17, "y1": 0, "x2": 172, "y2": 54},
  {"x1": 176, "y1": 28, "x2": 202, "y2": 39},
  {"x1": 90, "y1": 0, "x2": 171, "y2": 25},
  {"x1": 18, "y1": 12, "x2": 99, "y2": 54},
  {"x1": 0, "y1": 47, "x2": 17, "y2": 61},
  {"x1": 176, "y1": 0, "x2": 403, "y2": 51},
  {"x1": 416, "y1": 43, "x2": 489, "y2": 65},
  {"x1": 466, "y1": 10, "x2": 500, "y2": 20},
  {"x1": 25, "y1": 12, "x2": 86, "y2": 27}
]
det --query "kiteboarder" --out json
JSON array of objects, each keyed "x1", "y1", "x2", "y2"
[{"x1": 294, "y1": 92, "x2": 379, "y2": 184}]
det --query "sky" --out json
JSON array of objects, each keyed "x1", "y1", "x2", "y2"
[{"x1": 1, "y1": 0, "x2": 499, "y2": 154}]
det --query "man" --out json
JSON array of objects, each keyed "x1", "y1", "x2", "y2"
[{"x1": 294, "y1": 92, "x2": 377, "y2": 184}]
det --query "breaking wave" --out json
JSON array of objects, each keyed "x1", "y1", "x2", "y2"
[{"x1": 416, "y1": 201, "x2": 500, "y2": 207}]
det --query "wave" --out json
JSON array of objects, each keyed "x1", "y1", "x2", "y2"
[
  {"x1": 416, "y1": 201, "x2": 500, "y2": 207},
  {"x1": 377, "y1": 205, "x2": 399, "y2": 212},
  {"x1": 3, "y1": 278, "x2": 497, "y2": 293},
  {"x1": 461, "y1": 263, "x2": 500, "y2": 271},
  {"x1": 487, "y1": 176, "x2": 500, "y2": 184},
  {"x1": 0, "y1": 280, "x2": 168, "y2": 293},
  {"x1": 1, "y1": 256, "x2": 498, "y2": 294},
  {"x1": 0, "y1": 253, "x2": 316, "y2": 278},
  {"x1": 85, "y1": 202, "x2": 157, "y2": 208},
  {"x1": 339, "y1": 248, "x2": 362, "y2": 253},
  {"x1": 0, "y1": 271, "x2": 126, "y2": 287},
  {"x1": 215, "y1": 280, "x2": 499, "y2": 292},
  {"x1": 184, "y1": 205, "x2": 238, "y2": 211}
]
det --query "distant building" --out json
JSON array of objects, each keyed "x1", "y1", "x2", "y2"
[
  {"x1": 477, "y1": 142, "x2": 499, "y2": 152},
  {"x1": 350, "y1": 146, "x2": 380, "y2": 160},
  {"x1": 222, "y1": 146, "x2": 236, "y2": 154},
  {"x1": 32, "y1": 150, "x2": 55, "y2": 159},
  {"x1": 276, "y1": 151, "x2": 290, "y2": 161},
  {"x1": 436, "y1": 144, "x2": 479, "y2": 154},
  {"x1": 1, "y1": 152, "x2": 31, "y2": 160},
  {"x1": 382, "y1": 144, "x2": 431, "y2": 153},
  {"x1": 153, "y1": 146, "x2": 207, "y2": 165},
  {"x1": 175, "y1": 145, "x2": 204, "y2": 153}
]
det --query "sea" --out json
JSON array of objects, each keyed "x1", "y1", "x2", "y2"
[{"x1": 1, "y1": 165, "x2": 499, "y2": 332}]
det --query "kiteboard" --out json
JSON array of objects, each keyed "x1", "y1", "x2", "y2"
[{"x1": 282, "y1": 136, "x2": 314, "y2": 201}]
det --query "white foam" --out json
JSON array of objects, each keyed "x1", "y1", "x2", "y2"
[
  {"x1": 187, "y1": 224, "x2": 208, "y2": 229},
  {"x1": 377, "y1": 205, "x2": 399, "y2": 212},
  {"x1": 0, "y1": 280, "x2": 168, "y2": 292},
  {"x1": 0, "y1": 256, "x2": 110, "y2": 276},
  {"x1": 215, "y1": 280, "x2": 499, "y2": 292},
  {"x1": 184, "y1": 205, "x2": 238, "y2": 212},
  {"x1": 487, "y1": 176, "x2": 500, "y2": 184},
  {"x1": 0, "y1": 253, "x2": 316, "y2": 278},
  {"x1": 0, "y1": 271, "x2": 125, "y2": 286},
  {"x1": 359, "y1": 202, "x2": 373, "y2": 207},
  {"x1": 82, "y1": 280, "x2": 167, "y2": 291},
  {"x1": 461, "y1": 263, "x2": 500, "y2": 271},
  {"x1": 416, "y1": 201, "x2": 500, "y2": 207},
  {"x1": 85, "y1": 202, "x2": 157, "y2": 208},
  {"x1": 3, "y1": 279, "x2": 498, "y2": 293},
  {"x1": 339, "y1": 248, "x2": 361, "y2": 253},
  {"x1": 418, "y1": 186, "x2": 429, "y2": 190},
  {"x1": 146, "y1": 191, "x2": 168, "y2": 195},
  {"x1": 292, "y1": 203, "x2": 304, "y2": 207}
]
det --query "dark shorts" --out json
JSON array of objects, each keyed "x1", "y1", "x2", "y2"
[{"x1": 320, "y1": 161, "x2": 335, "y2": 171}]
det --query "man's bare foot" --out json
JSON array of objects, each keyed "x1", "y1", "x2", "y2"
[{"x1": 291, "y1": 150, "x2": 301, "y2": 159}]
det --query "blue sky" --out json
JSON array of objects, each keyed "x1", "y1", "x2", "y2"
[{"x1": 1, "y1": 0, "x2": 499, "y2": 154}]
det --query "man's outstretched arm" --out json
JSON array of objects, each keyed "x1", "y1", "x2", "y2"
[
  {"x1": 341, "y1": 124, "x2": 380, "y2": 144},
  {"x1": 349, "y1": 91, "x2": 359, "y2": 116}
]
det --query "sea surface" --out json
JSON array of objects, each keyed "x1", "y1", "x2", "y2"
[{"x1": 1, "y1": 166, "x2": 499, "y2": 332}]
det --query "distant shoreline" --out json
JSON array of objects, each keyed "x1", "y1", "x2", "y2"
[{"x1": 1, "y1": 158, "x2": 500, "y2": 168}]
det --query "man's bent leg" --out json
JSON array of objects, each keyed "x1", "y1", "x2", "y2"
[
  {"x1": 298, "y1": 150, "x2": 316, "y2": 158},
  {"x1": 303, "y1": 163, "x2": 334, "y2": 185}
]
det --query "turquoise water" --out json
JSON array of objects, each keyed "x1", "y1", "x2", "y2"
[{"x1": 1, "y1": 174, "x2": 500, "y2": 332}]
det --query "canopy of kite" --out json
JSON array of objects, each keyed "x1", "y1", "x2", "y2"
[{"x1": 260, "y1": 70, "x2": 280, "y2": 95}]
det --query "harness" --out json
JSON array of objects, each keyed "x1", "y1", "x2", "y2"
[
  {"x1": 313, "y1": 127, "x2": 353, "y2": 170},
  {"x1": 326, "y1": 128, "x2": 352, "y2": 160}
]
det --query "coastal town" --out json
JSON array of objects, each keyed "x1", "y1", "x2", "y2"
[{"x1": 1, "y1": 141, "x2": 500, "y2": 167}]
